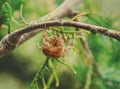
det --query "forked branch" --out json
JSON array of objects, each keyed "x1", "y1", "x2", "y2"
[{"x1": 0, "y1": 0, "x2": 82, "y2": 58}]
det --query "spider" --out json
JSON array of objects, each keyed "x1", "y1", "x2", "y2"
[{"x1": 37, "y1": 31, "x2": 71, "y2": 58}]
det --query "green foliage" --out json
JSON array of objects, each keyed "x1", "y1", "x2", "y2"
[
  {"x1": 0, "y1": 0, "x2": 6, "y2": 7},
  {"x1": 55, "y1": 0, "x2": 64, "y2": 5},
  {"x1": 0, "y1": 0, "x2": 120, "y2": 89},
  {"x1": 111, "y1": 40, "x2": 120, "y2": 66},
  {"x1": 4, "y1": 2, "x2": 12, "y2": 34},
  {"x1": 82, "y1": 0, "x2": 101, "y2": 12},
  {"x1": 31, "y1": 58, "x2": 48, "y2": 89},
  {"x1": 87, "y1": 14, "x2": 113, "y2": 28}
]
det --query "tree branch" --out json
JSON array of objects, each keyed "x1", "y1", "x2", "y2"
[
  {"x1": 39, "y1": 0, "x2": 81, "y2": 21},
  {"x1": 0, "y1": 0, "x2": 82, "y2": 58},
  {"x1": 0, "y1": 20, "x2": 120, "y2": 58},
  {"x1": 20, "y1": 0, "x2": 81, "y2": 44}
]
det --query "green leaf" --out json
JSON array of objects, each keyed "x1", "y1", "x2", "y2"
[
  {"x1": 86, "y1": 14, "x2": 113, "y2": 28},
  {"x1": 4, "y1": 2, "x2": 12, "y2": 34}
]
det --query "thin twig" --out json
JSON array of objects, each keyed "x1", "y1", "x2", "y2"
[
  {"x1": 84, "y1": 65, "x2": 93, "y2": 89},
  {"x1": 11, "y1": 20, "x2": 120, "y2": 41},
  {"x1": 80, "y1": 38, "x2": 102, "y2": 77}
]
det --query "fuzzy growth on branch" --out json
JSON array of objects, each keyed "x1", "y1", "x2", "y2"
[
  {"x1": 0, "y1": 20, "x2": 120, "y2": 58},
  {"x1": 0, "y1": 0, "x2": 82, "y2": 58}
]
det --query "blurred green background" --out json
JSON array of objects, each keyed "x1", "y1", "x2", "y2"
[{"x1": 0, "y1": 0, "x2": 120, "y2": 89}]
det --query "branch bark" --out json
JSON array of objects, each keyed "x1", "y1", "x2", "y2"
[
  {"x1": 0, "y1": 0, "x2": 82, "y2": 58},
  {"x1": 20, "y1": 0, "x2": 81, "y2": 44},
  {"x1": 0, "y1": 20, "x2": 120, "y2": 58}
]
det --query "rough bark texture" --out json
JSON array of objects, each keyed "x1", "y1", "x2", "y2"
[
  {"x1": 0, "y1": 0, "x2": 119, "y2": 59},
  {"x1": 0, "y1": 0, "x2": 81, "y2": 58},
  {"x1": 0, "y1": 20, "x2": 120, "y2": 58}
]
